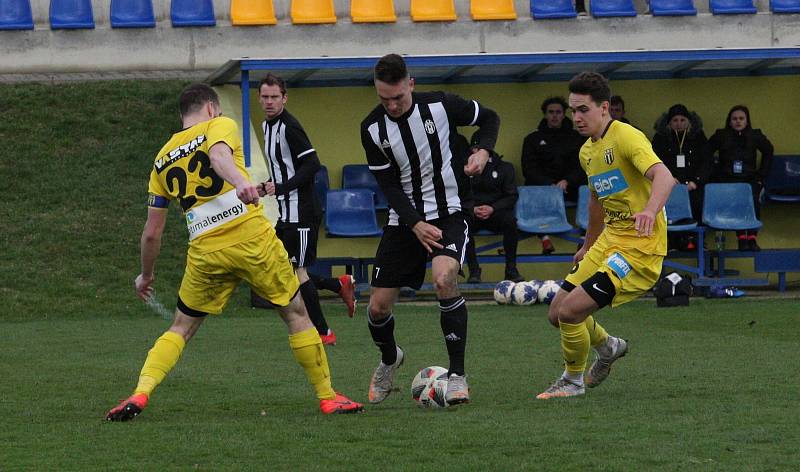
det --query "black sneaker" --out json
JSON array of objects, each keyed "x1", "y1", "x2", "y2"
[
  {"x1": 466, "y1": 269, "x2": 481, "y2": 284},
  {"x1": 749, "y1": 239, "x2": 761, "y2": 252},
  {"x1": 737, "y1": 239, "x2": 748, "y2": 251},
  {"x1": 504, "y1": 268, "x2": 525, "y2": 283}
]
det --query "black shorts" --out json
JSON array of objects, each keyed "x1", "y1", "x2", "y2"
[
  {"x1": 275, "y1": 221, "x2": 318, "y2": 268},
  {"x1": 371, "y1": 212, "x2": 470, "y2": 290}
]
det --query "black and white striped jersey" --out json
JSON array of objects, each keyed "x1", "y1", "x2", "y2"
[
  {"x1": 361, "y1": 91, "x2": 500, "y2": 227},
  {"x1": 261, "y1": 109, "x2": 321, "y2": 224}
]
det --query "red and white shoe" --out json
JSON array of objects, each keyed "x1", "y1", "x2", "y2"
[
  {"x1": 106, "y1": 393, "x2": 149, "y2": 422},
  {"x1": 338, "y1": 274, "x2": 357, "y2": 318},
  {"x1": 320, "y1": 329, "x2": 337, "y2": 346},
  {"x1": 319, "y1": 392, "x2": 364, "y2": 414}
]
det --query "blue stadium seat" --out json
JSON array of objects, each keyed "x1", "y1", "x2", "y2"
[
  {"x1": 763, "y1": 155, "x2": 800, "y2": 202},
  {"x1": 702, "y1": 183, "x2": 762, "y2": 231},
  {"x1": 650, "y1": 0, "x2": 697, "y2": 15},
  {"x1": 771, "y1": 0, "x2": 800, "y2": 12},
  {"x1": 665, "y1": 184, "x2": 698, "y2": 231},
  {"x1": 110, "y1": 0, "x2": 155, "y2": 28},
  {"x1": 590, "y1": 0, "x2": 637, "y2": 17},
  {"x1": 575, "y1": 185, "x2": 589, "y2": 231},
  {"x1": 341, "y1": 164, "x2": 388, "y2": 210},
  {"x1": 515, "y1": 186, "x2": 574, "y2": 235},
  {"x1": 531, "y1": 0, "x2": 577, "y2": 19},
  {"x1": 325, "y1": 189, "x2": 383, "y2": 237},
  {"x1": 50, "y1": 0, "x2": 95, "y2": 29},
  {"x1": 0, "y1": 0, "x2": 34, "y2": 30},
  {"x1": 314, "y1": 165, "x2": 330, "y2": 212},
  {"x1": 709, "y1": 0, "x2": 756, "y2": 14},
  {"x1": 171, "y1": 0, "x2": 216, "y2": 27}
]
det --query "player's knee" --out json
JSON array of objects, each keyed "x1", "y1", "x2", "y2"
[
  {"x1": 432, "y1": 272, "x2": 456, "y2": 295},
  {"x1": 546, "y1": 307, "x2": 560, "y2": 327},
  {"x1": 367, "y1": 302, "x2": 391, "y2": 321},
  {"x1": 556, "y1": 302, "x2": 584, "y2": 324}
]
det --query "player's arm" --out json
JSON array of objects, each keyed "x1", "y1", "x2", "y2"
[
  {"x1": 208, "y1": 142, "x2": 259, "y2": 205},
  {"x1": 273, "y1": 125, "x2": 321, "y2": 194},
  {"x1": 444, "y1": 93, "x2": 500, "y2": 176},
  {"x1": 636, "y1": 163, "x2": 675, "y2": 237},
  {"x1": 362, "y1": 123, "x2": 442, "y2": 251},
  {"x1": 136, "y1": 205, "x2": 168, "y2": 301}
]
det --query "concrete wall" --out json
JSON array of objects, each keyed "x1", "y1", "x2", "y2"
[{"x1": 6, "y1": 2, "x2": 800, "y2": 75}]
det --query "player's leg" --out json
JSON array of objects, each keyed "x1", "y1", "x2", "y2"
[
  {"x1": 249, "y1": 227, "x2": 362, "y2": 413},
  {"x1": 308, "y1": 271, "x2": 356, "y2": 318},
  {"x1": 366, "y1": 226, "x2": 424, "y2": 403},
  {"x1": 430, "y1": 213, "x2": 471, "y2": 405},
  {"x1": 296, "y1": 267, "x2": 335, "y2": 345},
  {"x1": 464, "y1": 216, "x2": 482, "y2": 283}
]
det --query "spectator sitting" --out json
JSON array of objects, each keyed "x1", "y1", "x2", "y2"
[
  {"x1": 464, "y1": 148, "x2": 524, "y2": 283},
  {"x1": 652, "y1": 104, "x2": 712, "y2": 251},
  {"x1": 520, "y1": 96, "x2": 586, "y2": 254},
  {"x1": 609, "y1": 95, "x2": 632, "y2": 125},
  {"x1": 708, "y1": 105, "x2": 774, "y2": 251}
]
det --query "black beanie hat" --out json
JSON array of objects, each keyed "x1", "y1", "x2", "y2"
[{"x1": 667, "y1": 104, "x2": 690, "y2": 121}]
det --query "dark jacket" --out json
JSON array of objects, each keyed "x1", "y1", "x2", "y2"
[
  {"x1": 471, "y1": 152, "x2": 518, "y2": 211},
  {"x1": 520, "y1": 118, "x2": 585, "y2": 199},
  {"x1": 651, "y1": 112, "x2": 712, "y2": 185},
  {"x1": 707, "y1": 127, "x2": 773, "y2": 182}
]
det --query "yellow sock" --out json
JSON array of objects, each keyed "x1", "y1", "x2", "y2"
[
  {"x1": 289, "y1": 327, "x2": 336, "y2": 401},
  {"x1": 134, "y1": 331, "x2": 186, "y2": 397},
  {"x1": 585, "y1": 315, "x2": 609, "y2": 348},
  {"x1": 560, "y1": 321, "x2": 590, "y2": 375}
]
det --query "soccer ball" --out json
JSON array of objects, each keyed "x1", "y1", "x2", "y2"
[
  {"x1": 511, "y1": 281, "x2": 538, "y2": 305},
  {"x1": 411, "y1": 366, "x2": 448, "y2": 402},
  {"x1": 528, "y1": 279, "x2": 543, "y2": 297},
  {"x1": 493, "y1": 280, "x2": 516, "y2": 305},
  {"x1": 418, "y1": 376, "x2": 450, "y2": 409},
  {"x1": 537, "y1": 280, "x2": 561, "y2": 304}
]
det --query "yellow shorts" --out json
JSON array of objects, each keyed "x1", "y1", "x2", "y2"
[
  {"x1": 565, "y1": 232, "x2": 663, "y2": 307},
  {"x1": 178, "y1": 226, "x2": 300, "y2": 315}
]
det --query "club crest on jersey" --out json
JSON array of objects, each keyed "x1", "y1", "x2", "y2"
[
  {"x1": 424, "y1": 119, "x2": 436, "y2": 135},
  {"x1": 604, "y1": 148, "x2": 614, "y2": 165}
]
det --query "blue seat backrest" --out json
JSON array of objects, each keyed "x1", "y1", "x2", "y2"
[
  {"x1": 665, "y1": 184, "x2": 695, "y2": 224},
  {"x1": 764, "y1": 155, "x2": 800, "y2": 194},
  {"x1": 702, "y1": 183, "x2": 762, "y2": 230},
  {"x1": 590, "y1": 0, "x2": 637, "y2": 17},
  {"x1": 530, "y1": 0, "x2": 577, "y2": 19},
  {"x1": 771, "y1": 0, "x2": 800, "y2": 12},
  {"x1": 50, "y1": 0, "x2": 95, "y2": 29},
  {"x1": 341, "y1": 164, "x2": 388, "y2": 209},
  {"x1": 111, "y1": 0, "x2": 156, "y2": 28},
  {"x1": 650, "y1": 0, "x2": 697, "y2": 15},
  {"x1": 516, "y1": 186, "x2": 573, "y2": 234},
  {"x1": 0, "y1": 0, "x2": 34, "y2": 30},
  {"x1": 314, "y1": 165, "x2": 330, "y2": 211},
  {"x1": 171, "y1": 0, "x2": 216, "y2": 27},
  {"x1": 709, "y1": 0, "x2": 757, "y2": 14},
  {"x1": 325, "y1": 189, "x2": 382, "y2": 237},
  {"x1": 576, "y1": 185, "x2": 589, "y2": 230}
]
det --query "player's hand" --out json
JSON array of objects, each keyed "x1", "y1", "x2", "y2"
[
  {"x1": 264, "y1": 182, "x2": 276, "y2": 196},
  {"x1": 135, "y1": 273, "x2": 155, "y2": 302},
  {"x1": 236, "y1": 183, "x2": 260, "y2": 205},
  {"x1": 633, "y1": 209, "x2": 657, "y2": 237},
  {"x1": 687, "y1": 181, "x2": 698, "y2": 191},
  {"x1": 412, "y1": 221, "x2": 444, "y2": 253},
  {"x1": 555, "y1": 180, "x2": 568, "y2": 191},
  {"x1": 463, "y1": 149, "x2": 490, "y2": 176}
]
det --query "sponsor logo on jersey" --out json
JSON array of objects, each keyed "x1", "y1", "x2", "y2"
[
  {"x1": 185, "y1": 189, "x2": 248, "y2": 240},
  {"x1": 445, "y1": 243, "x2": 457, "y2": 252},
  {"x1": 424, "y1": 119, "x2": 436, "y2": 135},
  {"x1": 381, "y1": 139, "x2": 391, "y2": 149},
  {"x1": 604, "y1": 208, "x2": 632, "y2": 223},
  {"x1": 155, "y1": 134, "x2": 206, "y2": 173},
  {"x1": 606, "y1": 252, "x2": 632, "y2": 279},
  {"x1": 604, "y1": 148, "x2": 614, "y2": 165},
  {"x1": 590, "y1": 169, "x2": 629, "y2": 198}
]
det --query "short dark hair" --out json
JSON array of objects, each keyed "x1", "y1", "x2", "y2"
[
  {"x1": 609, "y1": 95, "x2": 625, "y2": 108},
  {"x1": 541, "y1": 96, "x2": 568, "y2": 114},
  {"x1": 179, "y1": 83, "x2": 219, "y2": 116},
  {"x1": 374, "y1": 53, "x2": 409, "y2": 84},
  {"x1": 568, "y1": 72, "x2": 611, "y2": 105},
  {"x1": 258, "y1": 73, "x2": 286, "y2": 95}
]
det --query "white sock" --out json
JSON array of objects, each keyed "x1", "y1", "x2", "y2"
[{"x1": 561, "y1": 370, "x2": 584, "y2": 386}]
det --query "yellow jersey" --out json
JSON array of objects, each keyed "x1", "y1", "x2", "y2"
[
  {"x1": 148, "y1": 116, "x2": 267, "y2": 254},
  {"x1": 579, "y1": 120, "x2": 667, "y2": 256}
]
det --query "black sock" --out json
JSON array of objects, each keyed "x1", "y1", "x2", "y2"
[
  {"x1": 368, "y1": 311, "x2": 397, "y2": 365},
  {"x1": 299, "y1": 280, "x2": 329, "y2": 335},
  {"x1": 439, "y1": 297, "x2": 467, "y2": 376},
  {"x1": 308, "y1": 272, "x2": 341, "y2": 294}
]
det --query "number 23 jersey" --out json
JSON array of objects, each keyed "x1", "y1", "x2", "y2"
[{"x1": 148, "y1": 116, "x2": 266, "y2": 254}]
